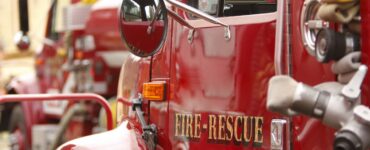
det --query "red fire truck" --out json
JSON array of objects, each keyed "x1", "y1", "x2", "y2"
[
  {"x1": 59, "y1": 0, "x2": 370, "y2": 149},
  {"x1": 0, "y1": 0, "x2": 127, "y2": 149},
  {"x1": 4, "y1": 0, "x2": 367, "y2": 149}
]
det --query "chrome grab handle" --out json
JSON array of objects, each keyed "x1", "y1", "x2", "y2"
[{"x1": 274, "y1": 0, "x2": 286, "y2": 75}]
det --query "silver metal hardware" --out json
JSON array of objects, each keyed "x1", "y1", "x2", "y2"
[
  {"x1": 345, "y1": 33, "x2": 355, "y2": 54},
  {"x1": 354, "y1": 105, "x2": 370, "y2": 126},
  {"x1": 147, "y1": 3, "x2": 163, "y2": 35},
  {"x1": 306, "y1": 20, "x2": 329, "y2": 29},
  {"x1": 300, "y1": 0, "x2": 328, "y2": 56},
  {"x1": 187, "y1": 29, "x2": 195, "y2": 44},
  {"x1": 271, "y1": 119, "x2": 288, "y2": 150},
  {"x1": 224, "y1": 26, "x2": 231, "y2": 40},
  {"x1": 342, "y1": 65, "x2": 368, "y2": 101}
]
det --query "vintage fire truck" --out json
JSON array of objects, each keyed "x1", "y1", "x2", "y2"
[
  {"x1": 0, "y1": 0, "x2": 128, "y2": 149},
  {"x1": 56, "y1": 0, "x2": 370, "y2": 149}
]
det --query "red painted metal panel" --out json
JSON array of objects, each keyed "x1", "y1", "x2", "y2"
[
  {"x1": 361, "y1": 0, "x2": 370, "y2": 107},
  {"x1": 163, "y1": 13, "x2": 280, "y2": 149},
  {"x1": 290, "y1": 0, "x2": 336, "y2": 149}
]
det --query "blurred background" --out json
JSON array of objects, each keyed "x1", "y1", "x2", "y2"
[
  {"x1": 0, "y1": 1, "x2": 51, "y2": 148},
  {"x1": 0, "y1": 0, "x2": 54, "y2": 89},
  {"x1": 0, "y1": 0, "x2": 51, "y2": 54}
]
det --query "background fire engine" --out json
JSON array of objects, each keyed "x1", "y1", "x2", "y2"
[{"x1": 0, "y1": 0, "x2": 128, "y2": 149}]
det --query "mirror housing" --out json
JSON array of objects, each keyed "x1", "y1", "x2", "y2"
[
  {"x1": 119, "y1": 0, "x2": 168, "y2": 57},
  {"x1": 16, "y1": 0, "x2": 30, "y2": 51},
  {"x1": 14, "y1": 31, "x2": 31, "y2": 51}
]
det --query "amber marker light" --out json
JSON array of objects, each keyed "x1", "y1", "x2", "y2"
[
  {"x1": 143, "y1": 81, "x2": 166, "y2": 101},
  {"x1": 75, "y1": 51, "x2": 84, "y2": 59},
  {"x1": 35, "y1": 58, "x2": 44, "y2": 66}
]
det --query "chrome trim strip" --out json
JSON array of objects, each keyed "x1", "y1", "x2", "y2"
[
  {"x1": 285, "y1": 0, "x2": 292, "y2": 75},
  {"x1": 274, "y1": 0, "x2": 285, "y2": 75}
]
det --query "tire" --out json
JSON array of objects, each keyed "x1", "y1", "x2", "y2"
[
  {"x1": 9, "y1": 105, "x2": 29, "y2": 150},
  {"x1": 0, "y1": 105, "x2": 12, "y2": 131},
  {"x1": 1, "y1": 88, "x2": 17, "y2": 131}
]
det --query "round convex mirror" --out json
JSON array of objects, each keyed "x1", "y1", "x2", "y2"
[{"x1": 119, "y1": 0, "x2": 168, "y2": 57}]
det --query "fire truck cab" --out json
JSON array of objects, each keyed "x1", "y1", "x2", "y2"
[{"x1": 60, "y1": 0, "x2": 370, "y2": 149}]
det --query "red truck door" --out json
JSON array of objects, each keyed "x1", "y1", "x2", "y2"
[
  {"x1": 166, "y1": 0, "x2": 287, "y2": 149},
  {"x1": 115, "y1": 0, "x2": 288, "y2": 149}
]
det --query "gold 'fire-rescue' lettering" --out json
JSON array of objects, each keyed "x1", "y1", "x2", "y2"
[
  {"x1": 175, "y1": 113, "x2": 263, "y2": 146},
  {"x1": 175, "y1": 113, "x2": 201, "y2": 138}
]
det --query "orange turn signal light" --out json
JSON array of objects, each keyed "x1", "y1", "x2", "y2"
[
  {"x1": 75, "y1": 51, "x2": 84, "y2": 59},
  {"x1": 143, "y1": 81, "x2": 166, "y2": 101},
  {"x1": 35, "y1": 58, "x2": 44, "y2": 66}
]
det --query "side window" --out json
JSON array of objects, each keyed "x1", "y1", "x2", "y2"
[
  {"x1": 186, "y1": 0, "x2": 276, "y2": 17},
  {"x1": 223, "y1": 0, "x2": 276, "y2": 16}
]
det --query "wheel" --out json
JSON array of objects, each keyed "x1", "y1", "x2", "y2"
[
  {"x1": 1, "y1": 88, "x2": 17, "y2": 131},
  {"x1": 9, "y1": 105, "x2": 28, "y2": 150}
]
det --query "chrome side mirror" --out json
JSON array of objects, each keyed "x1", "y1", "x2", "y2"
[{"x1": 119, "y1": 0, "x2": 168, "y2": 57}]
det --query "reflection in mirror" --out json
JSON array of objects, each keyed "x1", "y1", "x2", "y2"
[{"x1": 120, "y1": 0, "x2": 168, "y2": 57}]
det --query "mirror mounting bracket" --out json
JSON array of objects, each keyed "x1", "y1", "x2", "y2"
[
  {"x1": 187, "y1": 29, "x2": 195, "y2": 44},
  {"x1": 224, "y1": 26, "x2": 231, "y2": 41},
  {"x1": 119, "y1": 0, "x2": 169, "y2": 57}
]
